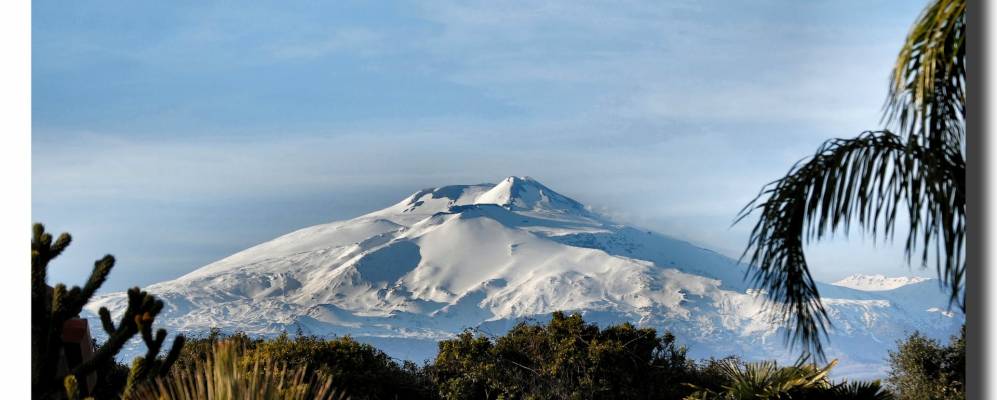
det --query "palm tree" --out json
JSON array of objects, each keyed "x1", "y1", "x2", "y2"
[
  {"x1": 736, "y1": 0, "x2": 966, "y2": 358},
  {"x1": 684, "y1": 356, "x2": 893, "y2": 399},
  {"x1": 708, "y1": 357, "x2": 836, "y2": 399}
]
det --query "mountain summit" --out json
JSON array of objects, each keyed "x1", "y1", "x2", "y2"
[
  {"x1": 475, "y1": 176, "x2": 588, "y2": 212},
  {"x1": 87, "y1": 177, "x2": 963, "y2": 378},
  {"x1": 377, "y1": 176, "x2": 592, "y2": 220}
]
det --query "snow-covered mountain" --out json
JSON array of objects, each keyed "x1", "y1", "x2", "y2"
[
  {"x1": 86, "y1": 176, "x2": 963, "y2": 378},
  {"x1": 832, "y1": 274, "x2": 932, "y2": 291}
]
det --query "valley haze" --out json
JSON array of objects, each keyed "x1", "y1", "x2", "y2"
[{"x1": 86, "y1": 176, "x2": 962, "y2": 379}]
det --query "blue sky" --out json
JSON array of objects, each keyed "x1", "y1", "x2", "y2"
[{"x1": 33, "y1": 0, "x2": 933, "y2": 292}]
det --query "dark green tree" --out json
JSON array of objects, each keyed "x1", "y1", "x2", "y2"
[
  {"x1": 246, "y1": 334, "x2": 435, "y2": 400},
  {"x1": 886, "y1": 326, "x2": 965, "y2": 399},
  {"x1": 432, "y1": 312, "x2": 695, "y2": 400},
  {"x1": 432, "y1": 330, "x2": 497, "y2": 400},
  {"x1": 736, "y1": 0, "x2": 966, "y2": 358},
  {"x1": 31, "y1": 223, "x2": 184, "y2": 399}
]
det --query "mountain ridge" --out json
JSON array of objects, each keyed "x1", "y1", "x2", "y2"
[
  {"x1": 832, "y1": 274, "x2": 933, "y2": 291},
  {"x1": 86, "y1": 177, "x2": 963, "y2": 379}
]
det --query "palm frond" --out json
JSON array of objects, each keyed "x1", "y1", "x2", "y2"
[
  {"x1": 829, "y1": 380, "x2": 894, "y2": 400},
  {"x1": 737, "y1": 131, "x2": 909, "y2": 358},
  {"x1": 698, "y1": 355, "x2": 837, "y2": 399},
  {"x1": 886, "y1": 0, "x2": 966, "y2": 146},
  {"x1": 886, "y1": 0, "x2": 967, "y2": 310},
  {"x1": 737, "y1": 0, "x2": 967, "y2": 360}
]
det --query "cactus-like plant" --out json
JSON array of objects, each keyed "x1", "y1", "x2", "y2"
[{"x1": 31, "y1": 223, "x2": 185, "y2": 399}]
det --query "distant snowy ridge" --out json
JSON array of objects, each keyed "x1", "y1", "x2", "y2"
[
  {"x1": 86, "y1": 177, "x2": 963, "y2": 379},
  {"x1": 832, "y1": 274, "x2": 932, "y2": 291}
]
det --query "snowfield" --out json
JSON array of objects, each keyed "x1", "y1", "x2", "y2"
[
  {"x1": 86, "y1": 176, "x2": 963, "y2": 379},
  {"x1": 832, "y1": 274, "x2": 932, "y2": 291}
]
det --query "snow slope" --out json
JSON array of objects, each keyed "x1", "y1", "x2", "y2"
[
  {"x1": 832, "y1": 274, "x2": 932, "y2": 291},
  {"x1": 86, "y1": 177, "x2": 963, "y2": 379}
]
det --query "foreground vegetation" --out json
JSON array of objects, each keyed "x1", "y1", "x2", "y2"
[
  {"x1": 887, "y1": 326, "x2": 966, "y2": 400},
  {"x1": 31, "y1": 223, "x2": 185, "y2": 400},
  {"x1": 32, "y1": 220, "x2": 959, "y2": 400},
  {"x1": 32, "y1": 220, "x2": 961, "y2": 399},
  {"x1": 130, "y1": 341, "x2": 343, "y2": 400},
  {"x1": 82, "y1": 312, "x2": 967, "y2": 400}
]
